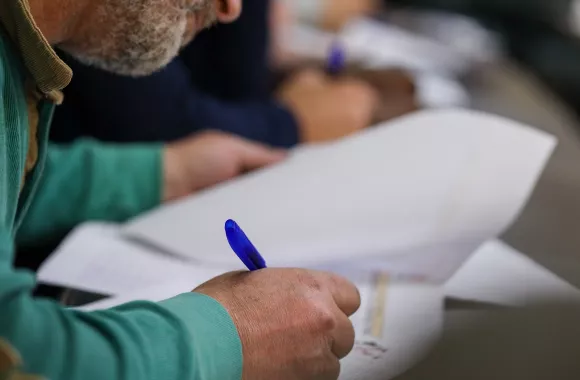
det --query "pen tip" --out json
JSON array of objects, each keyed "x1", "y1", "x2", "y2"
[{"x1": 225, "y1": 219, "x2": 238, "y2": 231}]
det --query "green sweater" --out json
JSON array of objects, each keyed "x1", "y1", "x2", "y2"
[{"x1": 0, "y1": 30, "x2": 242, "y2": 380}]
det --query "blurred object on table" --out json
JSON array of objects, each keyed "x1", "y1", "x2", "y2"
[
  {"x1": 278, "y1": 14, "x2": 499, "y2": 110},
  {"x1": 387, "y1": 0, "x2": 580, "y2": 120},
  {"x1": 338, "y1": 17, "x2": 502, "y2": 76},
  {"x1": 384, "y1": 9, "x2": 503, "y2": 69},
  {"x1": 389, "y1": 0, "x2": 577, "y2": 34},
  {"x1": 344, "y1": 67, "x2": 420, "y2": 122}
]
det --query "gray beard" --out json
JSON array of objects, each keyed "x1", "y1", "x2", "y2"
[{"x1": 59, "y1": 0, "x2": 189, "y2": 76}]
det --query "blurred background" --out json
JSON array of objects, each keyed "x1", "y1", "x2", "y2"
[{"x1": 271, "y1": 0, "x2": 580, "y2": 290}]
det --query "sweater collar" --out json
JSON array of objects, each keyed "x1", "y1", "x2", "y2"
[{"x1": 0, "y1": 0, "x2": 72, "y2": 99}]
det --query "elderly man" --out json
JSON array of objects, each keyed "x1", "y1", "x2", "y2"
[{"x1": 0, "y1": 1, "x2": 360, "y2": 379}]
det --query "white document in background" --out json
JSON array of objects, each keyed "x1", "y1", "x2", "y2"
[
  {"x1": 445, "y1": 240, "x2": 580, "y2": 306},
  {"x1": 79, "y1": 270, "x2": 444, "y2": 380},
  {"x1": 283, "y1": 18, "x2": 475, "y2": 74},
  {"x1": 124, "y1": 110, "x2": 556, "y2": 284},
  {"x1": 283, "y1": 22, "x2": 472, "y2": 109},
  {"x1": 338, "y1": 18, "x2": 472, "y2": 75}
]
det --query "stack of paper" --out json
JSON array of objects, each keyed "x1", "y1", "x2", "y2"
[
  {"x1": 38, "y1": 109, "x2": 563, "y2": 380},
  {"x1": 125, "y1": 110, "x2": 556, "y2": 283}
]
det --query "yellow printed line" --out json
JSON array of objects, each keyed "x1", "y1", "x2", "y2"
[{"x1": 370, "y1": 273, "x2": 389, "y2": 339}]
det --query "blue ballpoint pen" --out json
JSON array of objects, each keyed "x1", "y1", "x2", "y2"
[
  {"x1": 327, "y1": 41, "x2": 346, "y2": 76},
  {"x1": 225, "y1": 219, "x2": 267, "y2": 271}
]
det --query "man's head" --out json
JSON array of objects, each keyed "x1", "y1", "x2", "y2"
[{"x1": 42, "y1": 0, "x2": 241, "y2": 76}]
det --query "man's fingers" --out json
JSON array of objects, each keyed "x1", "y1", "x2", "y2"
[
  {"x1": 320, "y1": 272, "x2": 361, "y2": 317},
  {"x1": 236, "y1": 139, "x2": 287, "y2": 171},
  {"x1": 330, "y1": 311, "x2": 357, "y2": 359},
  {"x1": 293, "y1": 68, "x2": 328, "y2": 87},
  {"x1": 319, "y1": 354, "x2": 341, "y2": 380}
]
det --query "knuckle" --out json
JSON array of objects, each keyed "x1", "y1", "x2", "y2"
[
  {"x1": 313, "y1": 306, "x2": 338, "y2": 332},
  {"x1": 295, "y1": 270, "x2": 323, "y2": 292}
]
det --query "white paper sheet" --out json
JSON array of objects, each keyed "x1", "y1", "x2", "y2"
[
  {"x1": 338, "y1": 18, "x2": 472, "y2": 74},
  {"x1": 40, "y1": 223, "x2": 580, "y2": 313},
  {"x1": 444, "y1": 240, "x2": 580, "y2": 306},
  {"x1": 38, "y1": 223, "x2": 225, "y2": 295},
  {"x1": 79, "y1": 272, "x2": 444, "y2": 380},
  {"x1": 77, "y1": 279, "x2": 200, "y2": 311},
  {"x1": 124, "y1": 110, "x2": 556, "y2": 283},
  {"x1": 284, "y1": 18, "x2": 480, "y2": 75},
  {"x1": 342, "y1": 278, "x2": 443, "y2": 380}
]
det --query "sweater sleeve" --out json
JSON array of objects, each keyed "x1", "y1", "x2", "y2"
[
  {"x1": 16, "y1": 140, "x2": 163, "y2": 245},
  {"x1": 0, "y1": 234, "x2": 242, "y2": 380}
]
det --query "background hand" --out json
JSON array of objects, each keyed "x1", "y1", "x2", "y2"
[
  {"x1": 321, "y1": 0, "x2": 380, "y2": 31},
  {"x1": 163, "y1": 131, "x2": 285, "y2": 201},
  {"x1": 345, "y1": 67, "x2": 419, "y2": 124},
  {"x1": 278, "y1": 69, "x2": 380, "y2": 143},
  {"x1": 194, "y1": 268, "x2": 361, "y2": 380}
]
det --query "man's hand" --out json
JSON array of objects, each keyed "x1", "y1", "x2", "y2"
[
  {"x1": 321, "y1": 0, "x2": 380, "y2": 31},
  {"x1": 194, "y1": 269, "x2": 361, "y2": 380},
  {"x1": 278, "y1": 69, "x2": 379, "y2": 143},
  {"x1": 163, "y1": 132, "x2": 285, "y2": 201}
]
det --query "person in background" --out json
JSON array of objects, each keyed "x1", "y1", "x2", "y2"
[
  {"x1": 285, "y1": 0, "x2": 580, "y2": 118},
  {"x1": 0, "y1": 0, "x2": 361, "y2": 379},
  {"x1": 50, "y1": 0, "x2": 380, "y2": 148}
]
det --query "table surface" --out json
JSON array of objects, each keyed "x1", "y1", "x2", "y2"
[
  {"x1": 470, "y1": 63, "x2": 580, "y2": 288},
  {"x1": 396, "y1": 62, "x2": 580, "y2": 380}
]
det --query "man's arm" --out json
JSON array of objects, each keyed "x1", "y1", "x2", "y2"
[
  {"x1": 16, "y1": 141, "x2": 163, "y2": 246},
  {"x1": 0, "y1": 239, "x2": 242, "y2": 380}
]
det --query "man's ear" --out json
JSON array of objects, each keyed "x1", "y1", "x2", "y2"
[{"x1": 214, "y1": 0, "x2": 242, "y2": 23}]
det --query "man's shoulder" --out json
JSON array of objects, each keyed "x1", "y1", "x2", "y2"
[
  {"x1": 0, "y1": 30, "x2": 7, "y2": 84},
  {"x1": 0, "y1": 26, "x2": 27, "y2": 134},
  {"x1": 0, "y1": 27, "x2": 26, "y2": 87}
]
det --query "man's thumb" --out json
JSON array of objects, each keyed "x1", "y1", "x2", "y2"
[{"x1": 238, "y1": 140, "x2": 287, "y2": 171}]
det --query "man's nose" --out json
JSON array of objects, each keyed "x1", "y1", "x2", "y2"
[{"x1": 215, "y1": 0, "x2": 242, "y2": 23}]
